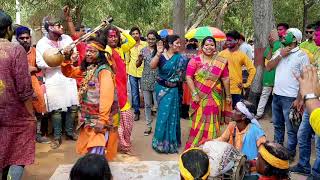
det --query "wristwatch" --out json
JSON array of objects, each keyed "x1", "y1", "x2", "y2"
[{"x1": 303, "y1": 93, "x2": 318, "y2": 102}]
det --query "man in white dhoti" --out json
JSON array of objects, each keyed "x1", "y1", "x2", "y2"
[{"x1": 36, "y1": 16, "x2": 79, "y2": 149}]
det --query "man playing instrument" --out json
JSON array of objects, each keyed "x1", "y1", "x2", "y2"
[{"x1": 36, "y1": 16, "x2": 78, "y2": 149}]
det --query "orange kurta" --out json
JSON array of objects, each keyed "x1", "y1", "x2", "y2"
[
  {"x1": 61, "y1": 62, "x2": 119, "y2": 160},
  {"x1": 27, "y1": 47, "x2": 46, "y2": 113}
]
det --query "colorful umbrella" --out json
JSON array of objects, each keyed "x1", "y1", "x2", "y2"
[
  {"x1": 185, "y1": 26, "x2": 226, "y2": 41},
  {"x1": 158, "y1": 29, "x2": 174, "y2": 38}
]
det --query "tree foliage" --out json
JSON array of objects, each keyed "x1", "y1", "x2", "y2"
[{"x1": 0, "y1": 0, "x2": 319, "y2": 37}]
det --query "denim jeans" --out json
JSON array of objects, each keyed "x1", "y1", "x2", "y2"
[
  {"x1": 297, "y1": 111, "x2": 320, "y2": 177},
  {"x1": 143, "y1": 90, "x2": 157, "y2": 128},
  {"x1": 272, "y1": 94, "x2": 297, "y2": 156},
  {"x1": 51, "y1": 105, "x2": 77, "y2": 139},
  {"x1": 129, "y1": 75, "x2": 141, "y2": 114}
]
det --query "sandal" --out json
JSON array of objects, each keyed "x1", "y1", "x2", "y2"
[
  {"x1": 50, "y1": 138, "x2": 62, "y2": 149},
  {"x1": 144, "y1": 127, "x2": 152, "y2": 136}
]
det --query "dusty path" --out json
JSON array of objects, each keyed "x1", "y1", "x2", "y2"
[{"x1": 22, "y1": 111, "x2": 315, "y2": 179}]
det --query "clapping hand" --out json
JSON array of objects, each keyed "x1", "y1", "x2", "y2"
[
  {"x1": 295, "y1": 65, "x2": 320, "y2": 98},
  {"x1": 156, "y1": 41, "x2": 164, "y2": 54}
]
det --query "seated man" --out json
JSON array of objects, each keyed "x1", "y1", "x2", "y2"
[{"x1": 216, "y1": 100, "x2": 266, "y2": 161}]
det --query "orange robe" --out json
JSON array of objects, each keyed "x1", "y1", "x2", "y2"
[
  {"x1": 27, "y1": 47, "x2": 46, "y2": 113},
  {"x1": 61, "y1": 62, "x2": 119, "y2": 160}
]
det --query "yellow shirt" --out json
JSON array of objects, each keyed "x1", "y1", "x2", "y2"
[
  {"x1": 310, "y1": 108, "x2": 320, "y2": 136},
  {"x1": 219, "y1": 49, "x2": 256, "y2": 94},
  {"x1": 105, "y1": 32, "x2": 136, "y2": 111},
  {"x1": 301, "y1": 48, "x2": 315, "y2": 64},
  {"x1": 126, "y1": 41, "x2": 148, "y2": 77}
]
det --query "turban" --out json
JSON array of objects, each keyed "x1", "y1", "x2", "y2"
[{"x1": 236, "y1": 101, "x2": 261, "y2": 128}]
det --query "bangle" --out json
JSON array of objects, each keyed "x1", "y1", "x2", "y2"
[{"x1": 192, "y1": 90, "x2": 198, "y2": 97}]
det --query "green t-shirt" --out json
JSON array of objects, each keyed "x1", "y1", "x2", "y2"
[{"x1": 262, "y1": 41, "x2": 283, "y2": 87}]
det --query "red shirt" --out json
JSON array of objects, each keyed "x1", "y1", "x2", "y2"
[{"x1": 71, "y1": 34, "x2": 86, "y2": 66}]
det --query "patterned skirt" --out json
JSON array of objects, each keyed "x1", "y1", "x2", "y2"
[{"x1": 118, "y1": 110, "x2": 134, "y2": 152}]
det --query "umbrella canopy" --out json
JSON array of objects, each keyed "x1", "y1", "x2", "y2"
[
  {"x1": 185, "y1": 26, "x2": 226, "y2": 41},
  {"x1": 158, "y1": 29, "x2": 174, "y2": 38}
]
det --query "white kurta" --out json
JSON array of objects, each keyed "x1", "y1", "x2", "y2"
[{"x1": 36, "y1": 34, "x2": 79, "y2": 112}]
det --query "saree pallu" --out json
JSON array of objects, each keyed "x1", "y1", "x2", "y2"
[
  {"x1": 185, "y1": 55, "x2": 232, "y2": 150},
  {"x1": 152, "y1": 53, "x2": 187, "y2": 153}
]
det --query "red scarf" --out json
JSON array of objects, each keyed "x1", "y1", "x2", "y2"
[{"x1": 111, "y1": 49, "x2": 127, "y2": 109}]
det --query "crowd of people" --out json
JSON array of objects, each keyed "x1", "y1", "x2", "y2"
[{"x1": 1, "y1": 5, "x2": 320, "y2": 180}]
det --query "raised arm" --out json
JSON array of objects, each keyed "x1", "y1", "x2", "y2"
[
  {"x1": 150, "y1": 41, "x2": 164, "y2": 69},
  {"x1": 120, "y1": 31, "x2": 136, "y2": 53},
  {"x1": 63, "y1": 6, "x2": 80, "y2": 38},
  {"x1": 266, "y1": 47, "x2": 291, "y2": 71}
]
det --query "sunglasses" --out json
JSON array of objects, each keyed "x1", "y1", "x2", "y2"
[{"x1": 305, "y1": 31, "x2": 314, "y2": 34}]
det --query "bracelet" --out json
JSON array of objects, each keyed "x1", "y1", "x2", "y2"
[{"x1": 192, "y1": 90, "x2": 198, "y2": 97}]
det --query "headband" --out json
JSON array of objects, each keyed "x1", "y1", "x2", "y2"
[
  {"x1": 87, "y1": 42, "x2": 113, "y2": 65},
  {"x1": 179, "y1": 148, "x2": 210, "y2": 180},
  {"x1": 87, "y1": 42, "x2": 106, "y2": 52},
  {"x1": 259, "y1": 145, "x2": 289, "y2": 170}
]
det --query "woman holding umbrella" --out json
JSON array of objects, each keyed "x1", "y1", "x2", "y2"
[{"x1": 184, "y1": 36, "x2": 232, "y2": 149}]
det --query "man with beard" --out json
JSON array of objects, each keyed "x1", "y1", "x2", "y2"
[
  {"x1": 266, "y1": 28, "x2": 309, "y2": 162},
  {"x1": 219, "y1": 30, "x2": 256, "y2": 108},
  {"x1": 36, "y1": 16, "x2": 79, "y2": 149},
  {"x1": 0, "y1": 10, "x2": 35, "y2": 180},
  {"x1": 126, "y1": 27, "x2": 147, "y2": 121},
  {"x1": 15, "y1": 26, "x2": 50, "y2": 144}
]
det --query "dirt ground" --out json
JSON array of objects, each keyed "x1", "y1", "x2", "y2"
[{"x1": 21, "y1": 111, "x2": 315, "y2": 180}]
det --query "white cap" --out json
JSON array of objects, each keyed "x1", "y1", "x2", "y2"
[{"x1": 287, "y1": 28, "x2": 302, "y2": 43}]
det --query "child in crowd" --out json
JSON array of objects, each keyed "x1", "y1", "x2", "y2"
[
  {"x1": 256, "y1": 142, "x2": 290, "y2": 180},
  {"x1": 179, "y1": 148, "x2": 210, "y2": 180},
  {"x1": 70, "y1": 154, "x2": 112, "y2": 180}
]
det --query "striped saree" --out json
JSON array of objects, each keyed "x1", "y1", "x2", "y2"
[{"x1": 185, "y1": 55, "x2": 232, "y2": 149}]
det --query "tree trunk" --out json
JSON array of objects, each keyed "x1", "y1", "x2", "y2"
[
  {"x1": 248, "y1": 0, "x2": 275, "y2": 106},
  {"x1": 302, "y1": 0, "x2": 315, "y2": 39},
  {"x1": 173, "y1": 0, "x2": 185, "y2": 38}
]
